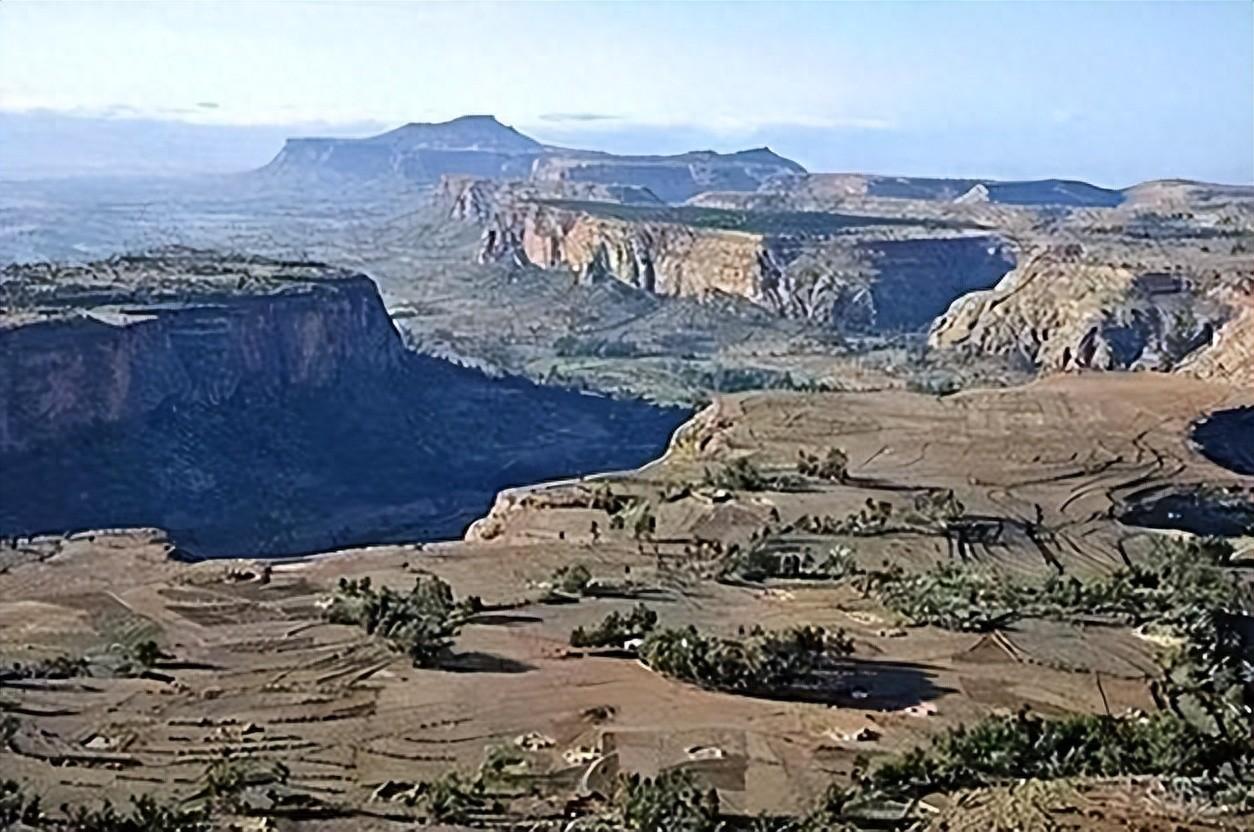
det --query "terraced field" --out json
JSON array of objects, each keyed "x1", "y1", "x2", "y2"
[{"x1": 3, "y1": 373, "x2": 1251, "y2": 828}]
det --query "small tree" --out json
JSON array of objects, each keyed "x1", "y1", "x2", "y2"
[
  {"x1": 554, "y1": 563, "x2": 594, "y2": 596},
  {"x1": 571, "y1": 604, "x2": 658, "y2": 648},
  {"x1": 798, "y1": 447, "x2": 849, "y2": 483},
  {"x1": 615, "y1": 769, "x2": 721, "y2": 832}
]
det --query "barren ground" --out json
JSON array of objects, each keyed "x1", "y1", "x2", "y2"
[{"x1": 3, "y1": 373, "x2": 1253, "y2": 829}]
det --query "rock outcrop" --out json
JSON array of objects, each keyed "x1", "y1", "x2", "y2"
[{"x1": 928, "y1": 245, "x2": 1244, "y2": 374}]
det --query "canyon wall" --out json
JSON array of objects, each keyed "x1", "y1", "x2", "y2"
[
  {"x1": 452, "y1": 181, "x2": 1014, "y2": 333},
  {"x1": 0, "y1": 250, "x2": 687, "y2": 556},
  {"x1": 0, "y1": 255, "x2": 403, "y2": 454},
  {"x1": 928, "y1": 245, "x2": 1250, "y2": 377}
]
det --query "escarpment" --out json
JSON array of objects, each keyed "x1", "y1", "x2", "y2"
[
  {"x1": 0, "y1": 249, "x2": 687, "y2": 556},
  {"x1": 0, "y1": 251, "x2": 404, "y2": 454},
  {"x1": 446, "y1": 178, "x2": 1016, "y2": 333},
  {"x1": 929, "y1": 244, "x2": 1252, "y2": 378}
]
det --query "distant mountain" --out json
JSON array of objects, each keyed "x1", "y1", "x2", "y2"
[
  {"x1": 361, "y1": 115, "x2": 544, "y2": 152},
  {"x1": 258, "y1": 115, "x2": 807, "y2": 202}
]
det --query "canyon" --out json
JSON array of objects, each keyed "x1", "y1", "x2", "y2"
[
  {"x1": 2, "y1": 114, "x2": 1252, "y2": 831},
  {"x1": 0, "y1": 249, "x2": 686, "y2": 556}
]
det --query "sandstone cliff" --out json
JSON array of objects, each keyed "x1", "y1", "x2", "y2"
[
  {"x1": 0, "y1": 250, "x2": 403, "y2": 454},
  {"x1": 445, "y1": 178, "x2": 1015, "y2": 333},
  {"x1": 928, "y1": 245, "x2": 1245, "y2": 375}
]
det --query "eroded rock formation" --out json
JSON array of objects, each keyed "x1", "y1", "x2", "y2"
[{"x1": 444, "y1": 177, "x2": 1015, "y2": 333}]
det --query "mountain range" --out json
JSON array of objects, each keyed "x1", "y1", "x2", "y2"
[{"x1": 260, "y1": 114, "x2": 1126, "y2": 207}]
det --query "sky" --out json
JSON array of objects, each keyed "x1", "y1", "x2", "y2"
[{"x1": 1, "y1": 1, "x2": 1251, "y2": 185}]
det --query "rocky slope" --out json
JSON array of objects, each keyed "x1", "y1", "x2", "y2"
[
  {"x1": 259, "y1": 115, "x2": 805, "y2": 201},
  {"x1": 928, "y1": 182, "x2": 1254, "y2": 378},
  {"x1": 444, "y1": 177, "x2": 1015, "y2": 333},
  {"x1": 0, "y1": 249, "x2": 686, "y2": 555}
]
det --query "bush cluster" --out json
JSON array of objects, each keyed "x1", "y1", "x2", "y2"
[
  {"x1": 640, "y1": 624, "x2": 853, "y2": 694},
  {"x1": 570, "y1": 604, "x2": 658, "y2": 649},
  {"x1": 613, "y1": 769, "x2": 721, "y2": 832},
  {"x1": 324, "y1": 575, "x2": 482, "y2": 667},
  {"x1": 796, "y1": 447, "x2": 849, "y2": 483},
  {"x1": 830, "y1": 707, "x2": 1251, "y2": 808},
  {"x1": 701, "y1": 457, "x2": 774, "y2": 492},
  {"x1": 854, "y1": 536, "x2": 1248, "y2": 634}
]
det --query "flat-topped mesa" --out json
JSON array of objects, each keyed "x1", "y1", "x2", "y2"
[
  {"x1": 258, "y1": 115, "x2": 807, "y2": 200},
  {"x1": 529, "y1": 146, "x2": 806, "y2": 203},
  {"x1": 751, "y1": 173, "x2": 1125, "y2": 208},
  {"x1": 0, "y1": 248, "x2": 404, "y2": 454}
]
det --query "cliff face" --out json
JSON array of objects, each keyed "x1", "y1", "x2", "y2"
[
  {"x1": 1179, "y1": 290, "x2": 1254, "y2": 386},
  {"x1": 0, "y1": 249, "x2": 687, "y2": 556},
  {"x1": 928, "y1": 247, "x2": 1240, "y2": 374},
  {"x1": 0, "y1": 252, "x2": 403, "y2": 454},
  {"x1": 453, "y1": 180, "x2": 1014, "y2": 333}
]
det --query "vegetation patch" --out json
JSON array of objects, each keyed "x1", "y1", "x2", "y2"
[
  {"x1": 323, "y1": 575, "x2": 482, "y2": 667},
  {"x1": 534, "y1": 199, "x2": 959, "y2": 236},
  {"x1": 640, "y1": 624, "x2": 853, "y2": 695},
  {"x1": 571, "y1": 604, "x2": 659, "y2": 649},
  {"x1": 826, "y1": 708, "x2": 1252, "y2": 813},
  {"x1": 610, "y1": 769, "x2": 721, "y2": 832}
]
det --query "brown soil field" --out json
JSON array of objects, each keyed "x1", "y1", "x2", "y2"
[{"x1": 3, "y1": 373, "x2": 1252, "y2": 830}]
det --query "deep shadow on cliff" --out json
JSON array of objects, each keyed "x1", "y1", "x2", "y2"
[
  {"x1": 0, "y1": 250, "x2": 686, "y2": 558},
  {"x1": 0, "y1": 351, "x2": 687, "y2": 557}
]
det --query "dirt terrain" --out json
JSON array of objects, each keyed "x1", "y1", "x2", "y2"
[{"x1": 4, "y1": 373, "x2": 1251, "y2": 829}]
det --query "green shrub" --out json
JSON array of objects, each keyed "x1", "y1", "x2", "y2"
[
  {"x1": 201, "y1": 752, "x2": 289, "y2": 811},
  {"x1": 845, "y1": 708, "x2": 1250, "y2": 805},
  {"x1": 797, "y1": 447, "x2": 849, "y2": 483},
  {"x1": 614, "y1": 769, "x2": 721, "y2": 832},
  {"x1": 702, "y1": 457, "x2": 772, "y2": 491},
  {"x1": 571, "y1": 604, "x2": 659, "y2": 648},
  {"x1": 410, "y1": 771, "x2": 496, "y2": 823},
  {"x1": 1, "y1": 780, "x2": 41, "y2": 828},
  {"x1": 640, "y1": 625, "x2": 852, "y2": 694},
  {"x1": 62, "y1": 795, "x2": 213, "y2": 832},
  {"x1": 866, "y1": 562, "x2": 1019, "y2": 632},
  {"x1": 553, "y1": 563, "x2": 594, "y2": 596},
  {"x1": 324, "y1": 575, "x2": 481, "y2": 667}
]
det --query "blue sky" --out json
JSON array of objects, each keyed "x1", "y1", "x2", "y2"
[{"x1": 1, "y1": 1, "x2": 1251, "y2": 184}]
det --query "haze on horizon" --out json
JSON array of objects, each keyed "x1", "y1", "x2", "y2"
[{"x1": 1, "y1": 0, "x2": 1251, "y2": 185}]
